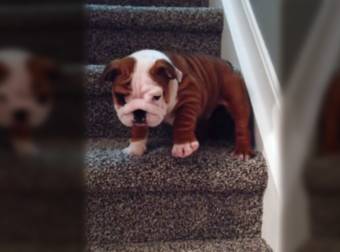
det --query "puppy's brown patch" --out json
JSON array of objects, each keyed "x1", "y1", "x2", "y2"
[
  {"x1": 164, "y1": 52, "x2": 253, "y2": 157},
  {"x1": 27, "y1": 57, "x2": 59, "y2": 105},
  {"x1": 149, "y1": 59, "x2": 177, "y2": 103},
  {"x1": 102, "y1": 57, "x2": 136, "y2": 106},
  {"x1": 131, "y1": 125, "x2": 148, "y2": 141}
]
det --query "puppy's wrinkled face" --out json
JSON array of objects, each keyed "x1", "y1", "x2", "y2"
[
  {"x1": 0, "y1": 50, "x2": 57, "y2": 129},
  {"x1": 102, "y1": 50, "x2": 182, "y2": 127}
]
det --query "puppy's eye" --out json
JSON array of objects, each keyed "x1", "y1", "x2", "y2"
[
  {"x1": 115, "y1": 93, "x2": 126, "y2": 105},
  {"x1": 153, "y1": 95, "x2": 161, "y2": 101}
]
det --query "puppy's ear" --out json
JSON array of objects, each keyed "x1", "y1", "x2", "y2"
[
  {"x1": 150, "y1": 59, "x2": 182, "y2": 83},
  {"x1": 101, "y1": 60, "x2": 120, "y2": 83},
  {"x1": 101, "y1": 57, "x2": 135, "y2": 84}
]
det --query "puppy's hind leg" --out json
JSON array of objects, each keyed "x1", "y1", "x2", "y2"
[{"x1": 221, "y1": 72, "x2": 254, "y2": 160}]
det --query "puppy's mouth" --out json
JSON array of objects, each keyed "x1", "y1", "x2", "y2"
[
  {"x1": 132, "y1": 122, "x2": 147, "y2": 127},
  {"x1": 131, "y1": 109, "x2": 149, "y2": 127},
  {"x1": 133, "y1": 122, "x2": 148, "y2": 127}
]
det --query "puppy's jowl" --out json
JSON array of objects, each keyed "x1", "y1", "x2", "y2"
[
  {"x1": 0, "y1": 49, "x2": 57, "y2": 155},
  {"x1": 102, "y1": 49, "x2": 254, "y2": 159}
]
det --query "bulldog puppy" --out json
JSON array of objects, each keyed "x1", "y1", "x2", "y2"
[
  {"x1": 101, "y1": 49, "x2": 254, "y2": 159},
  {"x1": 0, "y1": 49, "x2": 58, "y2": 155}
]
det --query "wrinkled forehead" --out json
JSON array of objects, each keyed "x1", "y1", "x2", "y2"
[
  {"x1": 129, "y1": 60, "x2": 163, "y2": 96},
  {"x1": 132, "y1": 58, "x2": 156, "y2": 82},
  {"x1": 129, "y1": 49, "x2": 172, "y2": 81},
  {"x1": 130, "y1": 49, "x2": 171, "y2": 62},
  {"x1": 123, "y1": 50, "x2": 174, "y2": 96},
  {"x1": 131, "y1": 58, "x2": 157, "y2": 90}
]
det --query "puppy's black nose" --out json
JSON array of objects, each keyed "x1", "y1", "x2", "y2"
[
  {"x1": 133, "y1": 109, "x2": 146, "y2": 123},
  {"x1": 13, "y1": 109, "x2": 28, "y2": 123}
]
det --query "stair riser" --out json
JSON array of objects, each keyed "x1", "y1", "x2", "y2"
[
  {"x1": 86, "y1": 0, "x2": 209, "y2": 7},
  {"x1": 86, "y1": 192, "x2": 263, "y2": 244},
  {"x1": 86, "y1": 30, "x2": 221, "y2": 64},
  {"x1": 85, "y1": 96, "x2": 172, "y2": 138}
]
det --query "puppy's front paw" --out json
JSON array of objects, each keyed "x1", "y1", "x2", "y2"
[
  {"x1": 172, "y1": 141, "x2": 199, "y2": 158},
  {"x1": 123, "y1": 139, "x2": 147, "y2": 156}
]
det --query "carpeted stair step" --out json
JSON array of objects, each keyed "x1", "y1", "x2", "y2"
[
  {"x1": 85, "y1": 138, "x2": 267, "y2": 193},
  {"x1": 86, "y1": 0, "x2": 209, "y2": 7},
  {"x1": 87, "y1": 190, "x2": 264, "y2": 244},
  {"x1": 88, "y1": 238, "x2": 272, "y2": 252},
  {"x1": 85, "y1": 138, "x2": 267, "y2": 244},
  {"x1": 85, "y1": 5, "x2": 223, "y2": 64}
]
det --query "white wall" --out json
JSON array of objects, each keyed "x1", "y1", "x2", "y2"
[{"x1": 249, "y1": 0, "x2": 281, "y2": 77}]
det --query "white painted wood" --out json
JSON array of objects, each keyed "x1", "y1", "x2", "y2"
[
  {"x1": 214, "y1": 1, "x2": 282, "y2": 251},
  {"x1": 282, "y1": 1, "x2": 340, "y2": 251},
  {"x1": 262, "y1": 168, "x2": 280, "y2": 252}
]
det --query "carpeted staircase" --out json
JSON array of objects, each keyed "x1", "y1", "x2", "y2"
[{"x1": 85, "y1": 1, "x2": 271, "y2": 251}]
